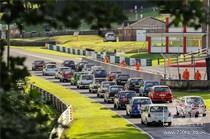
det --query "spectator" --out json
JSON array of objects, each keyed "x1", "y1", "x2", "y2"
[{"x1": 182, "y1": 68, "x2": 190, "y2": 80}]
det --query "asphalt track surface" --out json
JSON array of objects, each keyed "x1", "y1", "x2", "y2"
[{"x1": 10, "y1": 47, "x2": 210, "y2": 139}]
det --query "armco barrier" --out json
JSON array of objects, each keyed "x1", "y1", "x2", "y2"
[
  {"x1": 30, "y1": 84, "x2": 73, "y2": 139},
  {"x1": 82, "y1": 57, "x2": 163, "y2": 80},
  {"x1": 162, "y1": 80, "x2": 210, "y2": 90}
]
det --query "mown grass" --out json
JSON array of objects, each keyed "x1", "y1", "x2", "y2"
[
  {"x1": 13, "y1": 35, "x2": 147, "y2": 53},
  {"x1": 12, "y1": 46, "x2": 83, "y2": 59},
  {"x1": 121, "y1": 52, "x2": 163, "y2": 66},
  {"x1": 173, "y1": 91, "x2": 210, "y2": 110},
  {"x1": 28, "y1": 76, "x2": 149, "y2": 139}
]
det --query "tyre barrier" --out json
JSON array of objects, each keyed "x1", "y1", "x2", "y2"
[
  {"x1": 46, "y1": 43, "x2": 152, "y2": 67},
  {"x1": 30, "y1": 84, "x2": 73, "y2": 139}
]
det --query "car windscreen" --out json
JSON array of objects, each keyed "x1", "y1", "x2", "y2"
[
  {"x1": 126, "y1": 93, "x2": 137, "y2": 99},
  {"x1": 35, "y1": 61, "x2": 44, "y2": 65},
  {"x1": 110, "y1": 87, "x2": 123, "y2": 92},
  {"x1": 154, "y1": 87, "x2": 169, "y2": 92},
  {"x1": 94, "y1": 70, "x2": 107, "y2": 77},
  {"x1": 86, "y1": 64, "x2": 94, "y2": 69},
  {"x1": 130, "y1": 79, "x2": 143, "y2": 85},
  {"x1": 47, "y1": 65, "x2": 56, "y2": 68},
  {"x1": 60, "y1": 68, "x2": 71, "y2": 72},
  {"x1": 82, "y1": 75, "x2": 93, "y2": 80},
  {"x1": 150, "y1": 106, "x2": 168, "y2": 112},
  {"x1": 186, "y1": 97, "x2": 204, "y2": 105},
  {"x1": 64, "y1": 61, "x2": 75, "y2": 65},
  {"x1": 145, "y1": 82, "x2": 159, "y2": 88},
  {"x1": 118, "y1": 75, "x2": 129, "y2": 80},
  {"x1": 133, "y1": 99, "x2": 151, "y2": 105},
  {"x1": 103, "y1": 82, "x2": 115, "y2": 88}
]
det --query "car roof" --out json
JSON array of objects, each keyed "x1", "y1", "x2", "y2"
[
  {"x1": 110, "y1": 85, "x2": 123, "y2": 87},
  {"x1": 58, "y1": 66, "x2": 70, "y2": 69},
  {"x1": 147, "y1": 104, "x2": 168, "y2": 107},
  {"x1": 183, "y1": 96, "x2": 203, "y2": 99},
  {"x1": 102, "y1": 81, "x2": 115, "y2": 84},
  {"x1": 132, "y1": 97, "x2": 150, "y2": 100},
  {"x1": 144, "y1": 80, "x2": 159, "y2": 83},
  {"x1": 46, "y1": 64, "x2": 56, "y2": 66},
  {"x1": 129, "y1": 77, "x2": 143, "y2": 80},
  {"x1": 120, "y1": 90, "x2": 136, "y2": 93},
  {"x1": 153, "y1": 85, "x2": 169, "y2": 88}
]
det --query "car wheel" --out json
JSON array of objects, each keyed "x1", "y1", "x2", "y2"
[
  {"x1": 168, "y1": 122, "x2": 172, "y2": 126},
  {"x1": 203, "y1": 113, "x2": 206, "y2": 117},
  {"x1": 97, "y1": 93, "x2": 99, "y2": 97},
  {"x1": 89, "y1": 89, "x2": 91, "y2": 93},
  {"x1": 146, "y1": 120, "x2": 150, "y2": 126},
  {"x1": 114, "y1": 103, "x2": 116, "y2": 109},
  {"x1": 195, "y1": 113, "x2": 199, "y2": 118},
  {"x1": 77, "y1": 85, "x2": 79, "y2": 89},
  {"x1": 126, "y1": 110, "x2": 129, "y2": 116},
  {"x1": 169, "y1": 100, "x2": 173, "y2": 103},
  {"x1": 176, "y1": 108, "x2": 180, "y2": 116},
  {"x1": 141, "y1": 119, "x2": 144, "y2": 125}
]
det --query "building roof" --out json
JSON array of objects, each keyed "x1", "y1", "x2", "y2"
[{"x1": 118, "y1": 16, "x2": 165, "y2": 30}]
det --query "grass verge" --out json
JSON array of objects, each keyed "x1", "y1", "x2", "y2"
[
  {"x1": 28, "y1": 76, "x2": 149, "y2": 139},
  {"x1": 12, "y1": 46, "x2": 83, "y2": 59},
  {"x1": 173, "y1": 91, "x2": 210, "y2": 110},
  {"x1": 121, "y1": 52, "x2": 163, "y2": 66}
]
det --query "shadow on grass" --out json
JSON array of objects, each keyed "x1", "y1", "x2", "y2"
[{"x1": 69, "y1": 127, "x2": 149, "y2": 139}]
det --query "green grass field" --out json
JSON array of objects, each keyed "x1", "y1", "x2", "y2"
[
  {"x1": 28, "y1": 76, "x2": 149, "y2": 139},
  {"x1": 173, "y1": 91, "x2": 210, "y2": 110},
  {"x1": 121, "y1": 52, "x2": 163, "y2": 66},
  {"x1": 12, "y1": 46, "x2": 83, "y2": 59},
  {"x1": 12, "y1": 35, "x2": 147, "y2": 53}
]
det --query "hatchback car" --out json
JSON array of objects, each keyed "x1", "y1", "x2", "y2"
[
  {"x1": 139, "y1": 81, "x2": 160, "y2": 96},
  {"x1": 77, "y1": 74, "x2": 94, "y2": 89},
  {"x1": 42, "y1": 64, "x2": 57, "y2": 76},
  {"x1": 55, "y1": 67, "x2": 71, "y2": 79},
  {"x1": 115, "y1": 74, "x2": 130, "y2": 85},
  {"x1": 176, "y1": 96, "x2": 207, "y2": 117},
  {"x1": 104, "y1": 32, "x2": 116, "y2": 42},
  {"x1": 124, "y1": 78, "x2": 144, "y2": 93},
  {"x1": 89, "y1": 78, "x2": 106, "y2": 93},
  {"x1": 104, "y1": 85, "x2": 124, "y2": 103},
  {"x1": 93, "y1": 69, "x2": 107, "y2": 78},
  {"x1": 148, "y1": 85, "x2": 173, "y2": 103},
  {"x1": 97, "y1": 81, "x2": 116, "y2": 98},
  {"x1": 83, "y1": 63, "x2": 95, "y2": 72},
  {"x1": 32, "y1": 60, "x2": 45, "y2": 71},
  {"x1": 76, "y1": 61, "x2": 88, "y2": 72},
  {"x1": 126, "y1": 97, "x2": 152, "y2": 117},
  {"x1": 70, "y1": 72, "x2": 88, "y2": 86},
  {"x1": 62, "y1": 60, "x2": 76, "y2": 70},
  {"x1": 141, "y1": 104, "x2": 172, "y2": 126},
  {"x1": 114, "y1": 90, "x2": 136, "y2": 110}
]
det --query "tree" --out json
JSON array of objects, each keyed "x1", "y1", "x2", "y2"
[
  {"x1": 0, "y1": 1, "x2": 126, "y2": 139},
  {"x1": 157, "y1": 0, "x2": 210, "y2": 28}
]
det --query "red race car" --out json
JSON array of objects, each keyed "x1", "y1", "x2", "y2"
[{"x1": 148, "y1": 85, "x2": 173, "y2": 103}]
